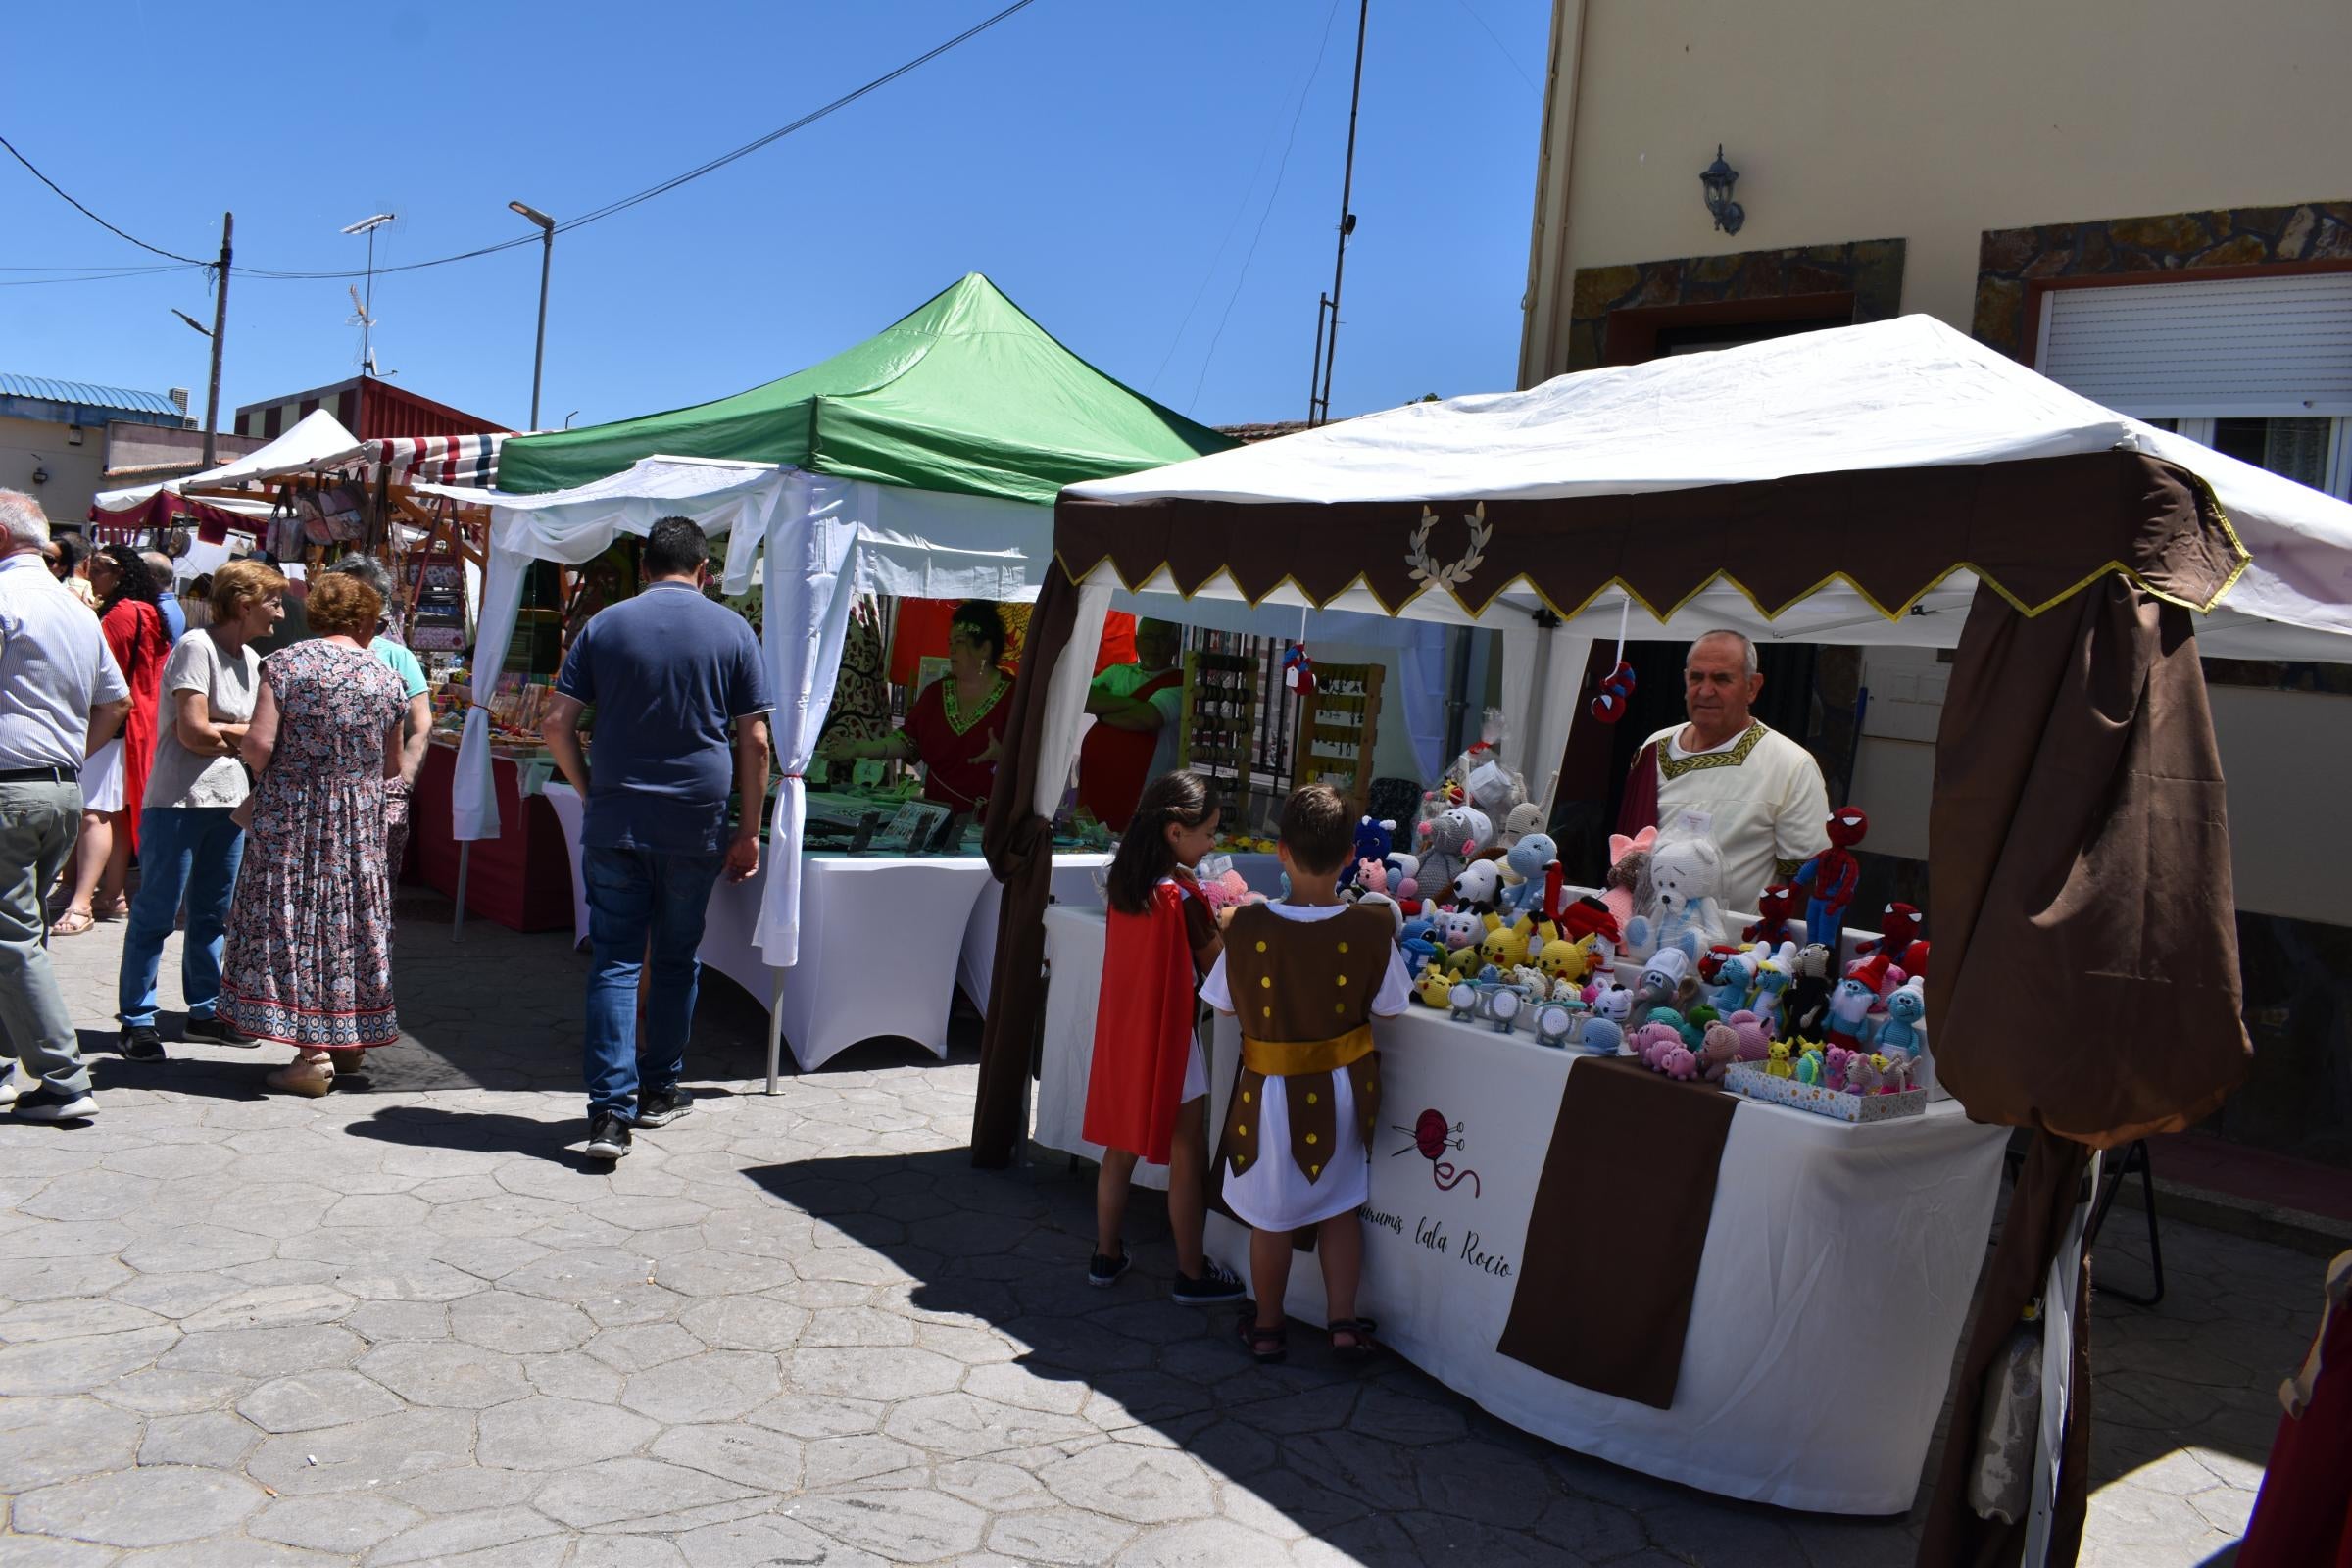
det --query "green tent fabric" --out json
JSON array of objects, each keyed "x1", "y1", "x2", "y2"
[{"x1": 497, "y1": 273, "x2": 1236, "y2": 500}]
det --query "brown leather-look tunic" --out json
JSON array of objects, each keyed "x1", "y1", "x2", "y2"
[{"x1": 1215, "y1": 902, "x2": 1392, "y2": 1183}]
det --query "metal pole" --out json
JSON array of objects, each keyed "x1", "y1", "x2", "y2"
[
  {"x1": 201, "y1": 213, "x2": 231, "y2": 468},
  {"x1": 452, "y1": 843, "x2": 470, "y2": 940},
  {"x1": 1312, "y1": 0, "x2": 1370, "y2": 427},
  {"x1": 1306, "y1": 293, "x2": 1330, "y2": 423},
  {"x1": 528, "y1": 228, "x2": 552, "y2": 429},
  {"x1": 362, "y1": 227, "x2": 376, "y2": 373},
  {"x1": 766, "y1": 971, "x2": 785, "y2": 1094}
]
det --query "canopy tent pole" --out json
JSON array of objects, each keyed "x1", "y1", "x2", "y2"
[{"x1": 452, "y1": 845, "x2": 469, "y2": 940}]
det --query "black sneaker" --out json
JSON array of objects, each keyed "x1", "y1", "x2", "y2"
[
  {"x1": 1172, "y1": 1261, "x2": 1247, "y2": 1306},
  {"x1": 183, "y1": 1015, "x2": 260, "y2": 1049},
  {"x1": 13, "y1": 1084, "x2": 98, "y2": 1122},
  {"x1": 584, "y1": 1113, "x2": 632, "y2": 1161},
  {"x1": 634, "y1": 1086, "x2": 693, "y2": 1127},
  {"x1": 116, "y1": 1026, "x2": 167, "y2": 1062},
  {"x1": 1088, "y1": 1248, "x2": 1132, "y2": 1289}
]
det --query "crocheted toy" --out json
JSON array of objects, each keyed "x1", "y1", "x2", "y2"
[
  {"x1": 1590, "y1": 657, "x2": 1638, "y2": 724},
  {"x1": 1560, "y1": 894, "x2": 1620, "y2": 951},
  {"x1": 1537, "y1": 931, "x2": 1605, "y2": 990},
  {"x1": 1658, "y1": 1044, "x2": 1699, "y2": 1081},
  {"x1": 1705, "y1": 952, "x2": 1757, "y2": 1016},
  {"x1": 1845, "y1": 1053, "x2": 1886, "y2": 1096},
  {"x1": 1877, "y1": 1051, "x2": 1915, "y2": 1093},
  {"x1": 1447, "y1": 978, "x2": 1482, "y2": 1023},
  {"x1": 1499, "y1": 832, "x2": 1558, "y2": 919},
  {"x1": 1591, "y1": 983, "x2": 1633, "y2": 1029},
  {"x1": 1413, "y1": 961, "x2": 1454, "y2": 1008},
  {"x1": 1627, "y1": 835, "x2": 1730, "y2": 956},
  {"x1": 1823, "y1": 956, "x2": 1889, "y2": 1051},
  {"x1": 1478, "y1": 913, "x2": 1537, "y2": 972},
  {"x1": 1900, "y1": 938, "x2": 1931, "y2": 979},
  {"x1": 1744, "y1": 883, "x2": 1802, "y2": 948},
  {"x1": 1452, "y1": 860, "x2": 1504, "y2": 912},
  {"x1": 1581, "y1": 1015, "x2": 1624, "y2": 1055},
  {"x1": 1601, "y1": 827, "x2": 1658, "y2": 941},
  {"x1": 1856, "y1": 902, "x2": 1921, "y2": 960},
  {"x1": 1398, "y1": 916, "x2": 1439, "y2": 974},
  {"x1": 1791, "y1": 808, "x2": 1868, "y2": 956},
  {"x1": 1282, "y1": 643, "x2": 1315, "y2": 696},
  {"x1": 1383, "y1": 850, "x2": 1422, "y2": 907},
  {"x1": 1793, "y1": 1045, "x2": 1826, "y2": 1086},
  {"x1": 1496, "y1": 801, "x2": 1547, "y2": 851},
  {"x1": 1632, "y1": 1021, "x2": 1684, "y2": 1068},
  {"x1": 1414, "y1": 806, "x2": 1483, "y2": 903},
  {"x1": 1764, "y1": 1041, "x2": 1794, "y2": 1078},
  {"x1": 1876, "y1": 978, "x2": 1926, "y2": 1059},
  {"x1": 1785, "y1": 943, "x2": 1838, "y2": 1039},
  {"x1": 1748, "y1": 957, "x2": 1793, "y2": 1033},
  {"x1": 1699, "y1": 1022, "x2": 1742, "y2": 1082},
  {"x1": 1627, "y1": 948, "x2": 1690, "y2": 1031}
]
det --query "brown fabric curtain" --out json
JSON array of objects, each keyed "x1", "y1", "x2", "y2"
[
  {"x1": 1918, "y1": 1132, "x2": 2095, "y2": 1568},
  {"x1": 1921, "y1": 578, "x2": 2248, "y2": 1567},
  {"x1": 1929, "y1": 577, "x2": 2249, "y2": 1147},
  {"x1": 970, "y1": 563, "x2": 1083, "y2": 1168}
]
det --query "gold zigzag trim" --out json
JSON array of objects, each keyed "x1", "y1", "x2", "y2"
[{"x1": 1657, "y1": 723, "x2": 1768, "y2": 781}]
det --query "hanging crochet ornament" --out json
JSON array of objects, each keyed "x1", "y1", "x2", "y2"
[
  {"x1": 1283, "y1": 643, "x2": 1316, "y2": 697},
  {"x1": 1590, "y1": 592, "x2": 1638, "y2": 723}
]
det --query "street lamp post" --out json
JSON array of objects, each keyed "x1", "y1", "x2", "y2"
[{"x1": 510, "y1": 202, "x2": 556, "y2": 428}]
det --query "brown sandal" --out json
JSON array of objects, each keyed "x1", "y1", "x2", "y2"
[
  {"x1": 1236, "y1": 1312, "x2": 1288, "y2": 1364},
  {"x1": 1329, "y1": 1317, "x2": 1380, "y2": 1364},
  {"x1": 49, "y1": 908, "x2": 94, "y2": 937}
]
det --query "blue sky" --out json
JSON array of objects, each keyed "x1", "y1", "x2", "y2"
[{"x1": 2, "y1": 1, "x2": 1548, "y2": 435}]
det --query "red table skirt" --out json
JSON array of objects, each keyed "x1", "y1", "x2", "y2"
[{"x1": 410, "y1": 743, "x2": 574, "y2": 932}]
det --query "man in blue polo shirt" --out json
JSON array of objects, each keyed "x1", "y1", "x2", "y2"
[{"x1": 541, "y1": 516, "x2": 771, "y2": 1161}]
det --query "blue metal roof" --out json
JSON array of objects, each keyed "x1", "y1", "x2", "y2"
[{"x1": 0, "y1": 374, "x2": 186, "y2": 419}]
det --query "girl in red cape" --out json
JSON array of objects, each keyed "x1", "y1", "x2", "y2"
[{"x1": 1083, "y1": 770, "x2": 1245, "y2": 1306}]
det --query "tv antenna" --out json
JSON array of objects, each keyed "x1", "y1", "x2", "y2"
[{"x1": 340, "y1": 212, "x2": 397, "y2": 373}]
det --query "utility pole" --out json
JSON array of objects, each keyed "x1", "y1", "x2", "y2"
[
  {"x1": 1307, "y1": 0, "x2": 1369, "y2": 427},
  {"x1": 201, "y1": 212, "x2": 231, "y2": 468}
]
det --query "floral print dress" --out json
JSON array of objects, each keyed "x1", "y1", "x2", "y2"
[{"x1": 219, "y1": 640, "x2": 408, "y2": 1048}]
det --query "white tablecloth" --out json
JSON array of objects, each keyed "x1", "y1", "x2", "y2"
[
  {"x1": 545, "y1": 785, "x2": 1106, "y2": 1070},
  {"x1": 1034, "y1": 904, "x2": 2005, "y2": 1514}
]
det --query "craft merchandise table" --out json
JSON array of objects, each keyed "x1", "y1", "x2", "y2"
[
  {"x1": 1033, "y1": 903, "x2": 2009, "y2": 1515},
  {"x1": 409, "y1": 740, "x2": 575, "y2": 932},
  {"x1": 544, "y1": 785, "x2": 1107, "y2": 1070}
]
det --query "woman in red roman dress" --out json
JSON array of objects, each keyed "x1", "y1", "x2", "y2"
[{"x1": 822, "y1": 599, "x2": 1011, "y2": 819}]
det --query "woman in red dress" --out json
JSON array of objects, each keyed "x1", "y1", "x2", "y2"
[
  {"x1": 54, "y1": 545, "x2": 172, "y2": 935},
  {"x1": 823, "y1": 600, "x2": 1012, "y2": 818}
]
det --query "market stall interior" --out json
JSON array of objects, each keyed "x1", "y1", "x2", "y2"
[
  {"x1": 976, "y1": 316, "x2": 2352, "y2": 1557},
  {"x1": 421, "y1": 273, "x2": 1294, "y2": 1081}
]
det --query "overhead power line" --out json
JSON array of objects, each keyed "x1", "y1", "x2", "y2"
[{"x1": 1, "y1": 0, "x2": 1039, "y2": 285}]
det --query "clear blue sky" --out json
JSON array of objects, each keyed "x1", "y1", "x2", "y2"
[{"x1": 2, "y1": 0, "x2": 1549, "y2": 436}]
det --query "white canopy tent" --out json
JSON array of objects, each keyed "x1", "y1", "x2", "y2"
[
  {"x1": 411, "y1": 459, "x2": 1068, "y2": 976},
  {"x1": 90, "y1": 409, "x2": 368, "y2": 514}
]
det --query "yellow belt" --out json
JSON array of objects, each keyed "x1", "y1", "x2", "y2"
[{"x1": 1241, "y1": 1025, "x2": 1375, "y2": 1079}]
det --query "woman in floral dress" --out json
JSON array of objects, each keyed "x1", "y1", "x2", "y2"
[{"x1": 219, "y1": 572, "x2": 409, "y2": 1095}]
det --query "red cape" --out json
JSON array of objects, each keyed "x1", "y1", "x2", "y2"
[{"x1": 1083, "y1": 880, "x2": 1200, "y2": 1164}]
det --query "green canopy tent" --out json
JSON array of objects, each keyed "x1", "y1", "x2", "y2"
[
  {"x1": 446, "y1": 272, "x2": 1235, "y2": 1088},
  {"x1": 498, "y1": 271, "x2": 1233, "y2": 503}
]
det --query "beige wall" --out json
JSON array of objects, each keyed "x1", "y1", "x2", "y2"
[
  {"x1": 1523, "y1": 0, "x2": 2352, "y2": 377},
  {"x1": 0, "y1": 416, "x2": 107, "y2": 531}
]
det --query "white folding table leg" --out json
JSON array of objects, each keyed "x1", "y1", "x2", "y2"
[
  {"x1": 452, "y1": 843, "x2": 470, "y2": 940},
  {"x1": 765, "y1": 969, "x2": 785, "y2": 1095}
]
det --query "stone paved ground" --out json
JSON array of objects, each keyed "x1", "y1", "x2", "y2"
[{"x1": 0, "y1": 891, "x2": 2306, "y2": 1565}]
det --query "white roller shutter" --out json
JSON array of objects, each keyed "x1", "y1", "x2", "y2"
[{"x1": 2036, "y1": 273, "x2": 2352, "y2": 417}]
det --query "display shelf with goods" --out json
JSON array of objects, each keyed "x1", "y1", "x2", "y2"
[
  {"x1": 1291, "y1": 659, "x2": 1383, "y2": 812},
  {"x1": 1175, "y1": 647, "x2": 1261, "y2": 795}
]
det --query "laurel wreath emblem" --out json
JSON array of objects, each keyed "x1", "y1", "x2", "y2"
[{"x1": 1405, "y1": 502, "x2": 1492, "y2": 592}]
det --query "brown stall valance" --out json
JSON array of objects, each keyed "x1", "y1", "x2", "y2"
[{"x1": 1054, "y1": 450, "x2": 2246, "y2": 624}]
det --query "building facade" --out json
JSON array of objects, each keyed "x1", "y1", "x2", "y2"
[
  {"x1": 0, "y1": 375, "x2": 205, "y2": 529},
  {"x1": 1519, "y1": 0, "x2": 2352, "y2": 1163},
  {"x1": 234, "y1": 374, "x2": 503, "y2": 444}
]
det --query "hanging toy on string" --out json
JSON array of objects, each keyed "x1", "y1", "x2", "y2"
[
  {"x1": 1590, "y1": 592, "x2": 1638, "y2": 723},
  {"x1": 1283, "y1": 642, "x2": 1316, "y2": 698}
]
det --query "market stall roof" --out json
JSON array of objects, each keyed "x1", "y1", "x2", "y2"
[
  {"x1": 90, "y1": 409, "x2": 366, "y2": 514},
  {"x1": 1059, "y1": 315, "x2": 2352, "y2": 656},
  {"x1": 494, "y1": 272, "x2": 1237, "y2": 504},
  {"x1": 412, "y1": 454, "x2": 784, "y2": 563}
]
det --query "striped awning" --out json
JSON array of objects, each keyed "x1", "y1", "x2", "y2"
[{"x1": 369, "y1": 432, "x2": 511, "y2": 489}]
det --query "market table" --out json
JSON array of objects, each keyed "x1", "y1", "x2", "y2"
[
  {"x1": 1033, "y1": 903, "x2": 2006, "y2": 1515},
  {"x1": 410, "y1": 740, "x2": 574, "y2": 932},
  {"x1": 544, "y1": 785, "x2": 1107, "y2": 1071}
]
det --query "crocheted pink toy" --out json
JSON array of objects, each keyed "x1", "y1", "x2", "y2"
[
  {"x1": 1658, "y1": 1044, "x2": 1699, "y2": 1081},
  {"x1": 1601, "y1": 826, "x2": 1658, "y2": 937}
]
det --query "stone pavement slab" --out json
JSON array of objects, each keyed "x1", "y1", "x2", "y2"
[{"x1": 0, "y1": 890, "x2": 2301, "y2": 1564}]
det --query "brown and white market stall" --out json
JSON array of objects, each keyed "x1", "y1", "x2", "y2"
[{"x1": 976, "y1": 317, "x2": 2352, "y2": 1555}]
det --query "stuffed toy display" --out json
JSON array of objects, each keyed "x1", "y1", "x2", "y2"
[
  {"x1": 1601, "y1": 827, "x2": 1657, "y2": 938},
  {"x1": 1452, "y1": 860, "x2": 1505, "y2": 912},
  {"x1": 1855, "y1": 901, "x2": 1921, "y2": 959},
  {"x1": 1499, "y1": 832, "x2": 1558, "y2": 918},
  {"x1": 1785, "y1": 942, "x2": 1837, "y2": 1039},
  {"x1": 1744, "y1": 883, "x2": 1801, "y2": 948},
  {"x1": 1560, "y1": 894, "x2": 1620, "y2": 950},
  {"x1": 1496, "y1": 802, "x2": 1547, "y2": 851},
  {"x1": 1625, "y1": 835, "x2": 1730, "y2": 957},
  {"x1": 1792, "y1": 808, "x2": 1868, "y2": 956},
  {"x1": 1340, "y1": 817, "x2": 1395, "y2": 890},
  {"x1": 1415, "y1": 806, "x2": 1484, "y2": 902},
  {"x1": 1822, "y1": 955, "x2": 1891, "y2": 1050}
]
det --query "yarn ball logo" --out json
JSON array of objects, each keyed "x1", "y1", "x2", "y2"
[
  {"x1": 1405, "y1": 503, "x2": 1492, "y2": 596},
  {"x1": 1391, "y1": 1107, "x2": 1481, "y2": 1198}
]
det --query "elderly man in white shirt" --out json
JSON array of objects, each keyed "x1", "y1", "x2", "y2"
[
  {"x1": 0, "y1": 492, "x2": 130, "y2": 1121},
  {"x1": 1616, "y1": 629, "x2": 1831, "y2": 914}
]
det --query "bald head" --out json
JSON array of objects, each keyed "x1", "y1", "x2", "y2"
[{"x1": 142, "y1": 551, "x2": 176, "y2": 587}]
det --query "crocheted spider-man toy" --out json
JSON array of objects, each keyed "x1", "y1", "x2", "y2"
[
  {"x1": 1743, "y1": 882, "x2": 1801, "y2": 949},
  {"x1": 1791, "y1": 808, "x2": 1868, "y2": 957}
]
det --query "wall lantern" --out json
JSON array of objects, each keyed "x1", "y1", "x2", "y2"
[
  {"x1": 1700, "y1": 145, "x2": 1745, "y2": 235},
  {"x1": 30, "y1": 465, "x2": 50, "y2": 486}
]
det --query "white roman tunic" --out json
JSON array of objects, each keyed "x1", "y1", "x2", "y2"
[{"x1": 1634, "y1": 720, "x2": 1832, "y2": 913}]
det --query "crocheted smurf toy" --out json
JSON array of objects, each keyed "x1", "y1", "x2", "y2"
[
  {"x1": 1823, "y1": 955, "x2": 1890, "y2": 1051},
  {"x1": 1792, "y1": 808, "x2": 1868, "y2": 956},
  {"x1": 1876, "y1": 977, "x2": 1927, "y2": 1060}
]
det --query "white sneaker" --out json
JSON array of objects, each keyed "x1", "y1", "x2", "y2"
[{"x1": 0, "y1": 1064, "x2": 20, "y2": 1107}]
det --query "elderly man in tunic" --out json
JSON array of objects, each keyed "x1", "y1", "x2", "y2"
[{"x1": 1615, "y1": 629, "x2": 1832, "y2": 913}]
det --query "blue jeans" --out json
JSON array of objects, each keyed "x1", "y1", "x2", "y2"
[
  {"x1": 119, "y1": 807, "x2": 246, "y2": 1031},
  {"x1": 583, "y1": 845, "x2": 722, "y2": 1119}
]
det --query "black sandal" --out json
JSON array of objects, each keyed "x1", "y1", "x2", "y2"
[
  {"x1": 1236, "y1": 1309, "x2": 1288, "y2": 1364},
  {"x1": 1329, "y1": 1316, "x2": 1380, "y2": 1364}
]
